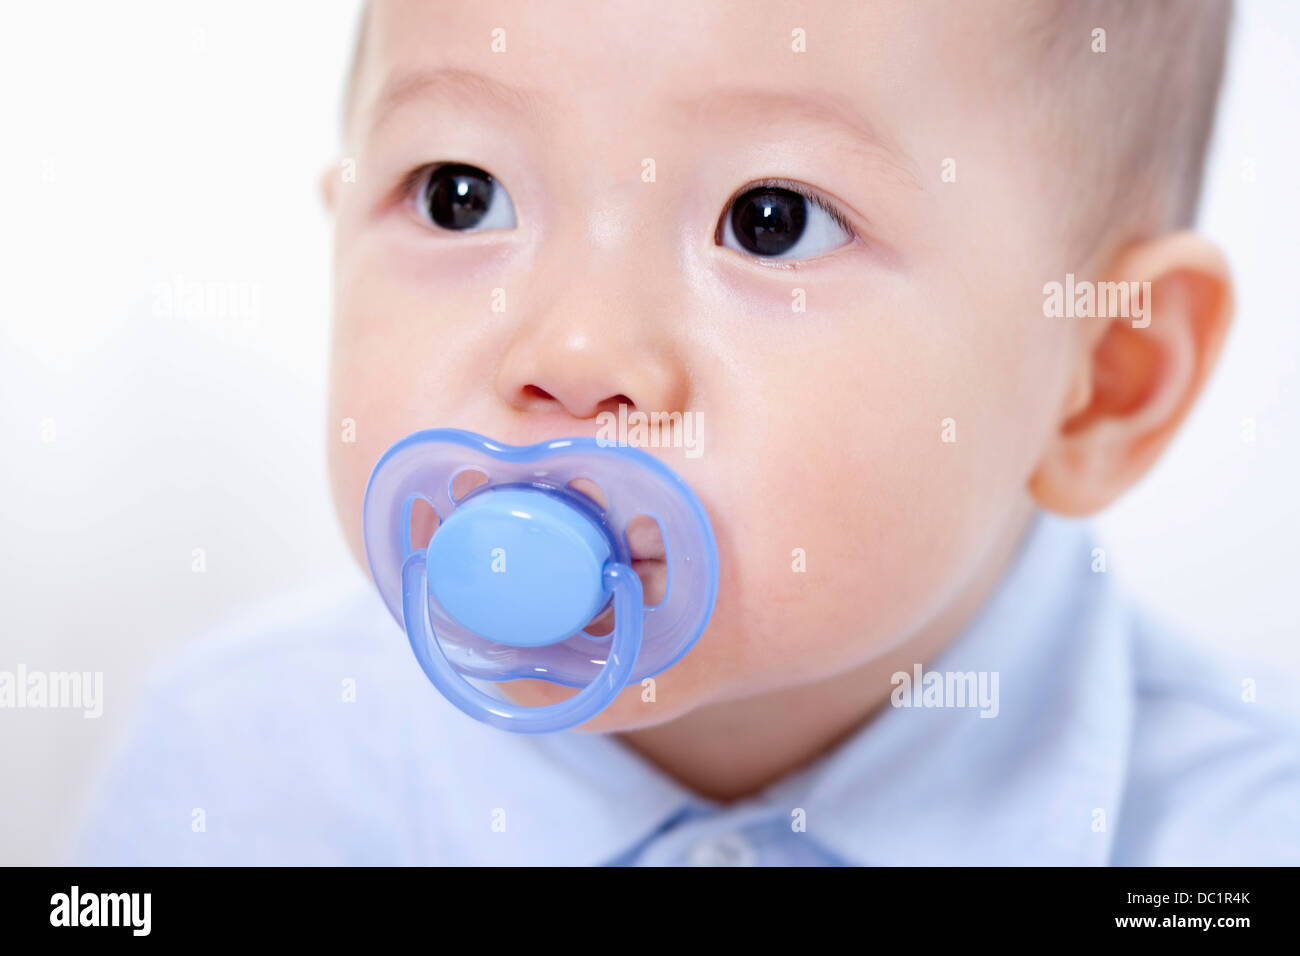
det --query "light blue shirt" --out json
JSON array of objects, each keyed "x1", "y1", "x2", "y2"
[{"x1": 71, "y1": 513, "x2": 1300, "y2": 865}]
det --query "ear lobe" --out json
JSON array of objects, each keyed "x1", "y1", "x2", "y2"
[{"x1": 1029, "y1": 233, "x2": 1234, "y2": 516}]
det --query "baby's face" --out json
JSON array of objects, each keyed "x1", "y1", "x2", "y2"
[{"x1": 327, "y1": 0, "x2": 1081, "y2": 729}]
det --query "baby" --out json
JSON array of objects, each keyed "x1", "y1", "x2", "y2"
[{"x1": 75, "y1": 0, "x2": 1300, "y2": 865}]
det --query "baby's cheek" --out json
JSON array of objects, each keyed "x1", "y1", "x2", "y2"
[
  {"x1": 326, "y1": 276, "x2": 432, "y2": 563},
  {"x1": 718, "y1": 342, "x2": 1014, "y2": 684},
  {"x1": 326, "y1": 249, "x2": 487, "y2": 546}
]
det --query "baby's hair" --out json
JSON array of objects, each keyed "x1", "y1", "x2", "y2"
[{"x1": 1023, "y1": 0, "x2": 1232, "y2": 261}]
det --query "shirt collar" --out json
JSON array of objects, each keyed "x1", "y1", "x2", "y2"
[
  {"x1": 413, "y1": 510, "x2": 1134, "y2": 866},
  {"x1": 417, "y1": 709, "x2": 696, "y2": 865},
  {"x1": 766, "y1": 510, "x2": 1135, "y2": 865}
]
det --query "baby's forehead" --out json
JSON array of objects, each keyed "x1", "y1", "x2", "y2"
[{"x1": 352, "y1": 0, "x2": 999, "y2": 134}]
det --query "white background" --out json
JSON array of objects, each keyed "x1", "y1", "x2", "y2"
[{"x1": 0, "y1": 1, "x2": 1297, "y2": 865}]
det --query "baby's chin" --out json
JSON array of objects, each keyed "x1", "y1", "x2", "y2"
[{"x1": 496, "y1": 677, "x2": 702, "y2": 733}]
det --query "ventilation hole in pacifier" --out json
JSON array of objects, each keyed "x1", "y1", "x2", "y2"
[
  {"x1": 408, "y1": 496, "x2": 441, "y2": 552},
  {"x1": 626, "y1": 514, "x2": 668, "y2": 606},
  {"x1": 449, "y1": 468, "x2": 490, "y2": 502},
  {"x1": 567, "y1": 477, "x2": 608, "y2": 510}
]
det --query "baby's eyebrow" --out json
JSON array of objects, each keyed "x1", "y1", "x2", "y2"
[
  {"x1": 677, "y1": 88, "x2": 921, "y2": 190},
  {"x1": 366, "y1": 67, "x2": 547, "y2": 136},
  {"x1": 364, "y1": 69, "x2": 920, "y2": 192}
]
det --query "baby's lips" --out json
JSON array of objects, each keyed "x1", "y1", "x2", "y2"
[
  {"x1": 631, "y1": 556, "x2": 667, "y2": 606},
  {"x1": 625, "y1": 514, "x2": 668, "y2": 605},
  {"x1": 582, "y1": 553, "x2": 667, "y2": 637}
]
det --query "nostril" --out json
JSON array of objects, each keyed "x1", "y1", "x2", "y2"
[
  {"x1": 520, "y1": 385, "x2": 637, "y2": 420},
  {"x1": 589, "y1": 394, "x2": 636, "y2": 418}
]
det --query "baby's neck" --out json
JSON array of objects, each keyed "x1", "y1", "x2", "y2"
[{"x1": 616, "y1": 505, "x2": 1036, "y2": 803}]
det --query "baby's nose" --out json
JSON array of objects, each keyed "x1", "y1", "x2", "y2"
[
  {"x1": 493, "y1": 268, "x2": 690, "y2": 422},
  {"x1": 495, "y1": 327, "x2": 688, "y2": 420}
]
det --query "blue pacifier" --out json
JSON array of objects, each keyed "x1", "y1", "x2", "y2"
[{"x1": 362, "y1": 429, "x2": 719, "y2": 733}]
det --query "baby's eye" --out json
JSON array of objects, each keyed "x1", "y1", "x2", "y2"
[
  {"x1": 415, "y1": 163, "x2": 517, "y2": 232},
  {"x1": 717, "y1": 183, "x2": 853, "y2": 261}
]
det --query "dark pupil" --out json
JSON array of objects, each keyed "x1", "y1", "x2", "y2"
[
  {"x1": 425, "y1": 164, "x2": 495, "y2": 230},
  {"x1": 730, "y1": 187, "x2": 807, "y2": 256}
]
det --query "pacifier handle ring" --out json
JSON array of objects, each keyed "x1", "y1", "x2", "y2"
[{"x1": 401, "y1": 554, "x2": 645, "y2": 733}]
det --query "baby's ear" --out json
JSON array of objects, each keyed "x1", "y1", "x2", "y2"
[
  {"x1": 318, "y1": 161, "x2": 340, "y2": 213},
  {"x1": 1029, "y1": 232, "x2": 1234, "y2": 516}
]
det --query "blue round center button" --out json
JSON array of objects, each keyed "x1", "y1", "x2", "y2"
[{"x1": 425, "y1": 486, "x2": 613, "y2": 647}]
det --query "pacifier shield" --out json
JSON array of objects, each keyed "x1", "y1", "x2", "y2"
[{"x1": 362, "y1": 429, "x2": 719, "y2": 688}]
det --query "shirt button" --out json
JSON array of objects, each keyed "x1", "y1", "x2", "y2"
[{"x1": 686, "y1": 832, "x2": 758, "y2": 867}]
